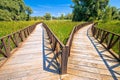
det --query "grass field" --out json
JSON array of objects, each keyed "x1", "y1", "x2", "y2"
[
  {"x1": 0, "y1": 21, "x2": 39, "y2": 37},
  {"x1": 0, "y1": 20, "x2": 119, "y2": 56},
  {"x1": 98, "y1": 21, "x2": 120, "y2": 55},
  {"x1": 44, "y1": 20, "x2": 83, "y2": 44},
  {"x1": 0, "y1": 20, "x2": 82, "y2": 45}
]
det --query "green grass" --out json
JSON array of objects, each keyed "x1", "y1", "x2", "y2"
[
  {"x1": 44, "y1": 20, "x2": 83, "y2": 44},
  {"x1": 0, "y1": 21, "x2": 39, "y2": 37},
  {"x1": 97, "y1": 21, "x2": 120, "y2": 34},
  {"x1": 97, "y1": 20, "x2": 120, "y2": 55}
]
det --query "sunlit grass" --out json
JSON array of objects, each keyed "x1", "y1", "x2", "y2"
[
  {"x1": 0, "y1": 21, "x2": 39, "y2": 37},
  {"x1": 44, "y1": 20, "x2": 83, "y2": 44},
  {"x1": 98, "y1": 20, "x2": 120, "y2": 34}
]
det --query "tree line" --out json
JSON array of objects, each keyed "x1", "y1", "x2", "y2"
[
  {"x1": 0, "y1": 0, "x2": 120, "y2": 21},
  {"x1": 72, "y1": 0, "x2": 120, "y2": 21},
  {"x1": 0, "y1": 0, "x2": 32, "y2": 21},
  {"x1": 30, "y1": 13, "x2": 73, "y2": 21}
]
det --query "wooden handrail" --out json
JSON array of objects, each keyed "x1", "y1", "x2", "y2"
[
  {"x1": 91, "y1": 23, "x2": 120, "y2": 60},
  {"x1": 42, "y1": 23, "x2": 69, "y2": 74},
  {"x1": 0, "y1": 22, "x2": 40, "y2": 59},
  {"x1": 43, "y1": 22, "x2": 93, "y2": 74}
]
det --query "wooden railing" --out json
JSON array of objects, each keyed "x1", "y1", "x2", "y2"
[
  {"x1": 0, "y1": 22, "x2": 39, "y2": 59},
  {"x1": 91, "y1": 23, "x2": 120, "y2": 60},
  {"x1": 66, "y1": 22, "x2": 93, "y2": 56},
  {"x1": 42, "y1": 23, "x2": 69, "y2": 74},
  {"x1": 43, "y1": 22, "x2": 93, "y2": 74}
]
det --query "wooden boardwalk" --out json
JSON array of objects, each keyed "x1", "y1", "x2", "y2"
[
  {"x1": 61, "y1": 25, "x2": 120, "y2": 80},
  {"x1": 0, "y1": 23, "x2": 120, "y2": 80},
  {"x1": 0, "y1": 24, "x2": 60, "y2": 80}
]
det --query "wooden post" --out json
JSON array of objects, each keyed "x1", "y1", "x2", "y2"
[
  {"x1": 27, "y1": 28, "x2": 30, "y2": 35},
  {"x1": 1, "y1": 38, "x2": 10, "y2": 57},
  {"x1": 24, "y1": 30, "x2": 27, "y2": 38},
  {"x1": 13, "y1": 33, "x2": 19, "y2": 47},
  {"x1": 11, "y1": 35, "x2": 18, "y2": 47},
  {"x1": 19, "y1": 31, "x2": 24, "y2": 42},
  {"x1": 61, "y1": 46, "x2": 69, "y2": 74}
]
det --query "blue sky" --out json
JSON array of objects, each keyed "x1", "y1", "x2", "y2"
[{"x1": 24, "y1": 0, "x2": 120, "y2": 17}]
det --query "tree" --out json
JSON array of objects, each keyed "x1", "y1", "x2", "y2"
[
  {"x1": 59, "y1": 14, "x2": 64, "y2": 20},
  {"x1": 72, "y1": 0, "x2": 109, "y2": 21},
  {"x1": 102, "y1": 6, "x2": 120, "y2": 21},
  {"x1": 0, "y1": 0, "x2": 33, "y2": 21},
  {"x1": 26, "y1": 6, "x2": 33, "y2": 21},
  {"x1": 111, "y1": 7, "x2": 120, "y2": 20},
  {"x1": 103, "y1": 6, "x2": 112, "y2": 22},
  {"x1": 64, "y1": 13, "x2": 73, "y2": 20},
  {"x1": 44, "y1": 13, "x2": 51, "y2": 20}
]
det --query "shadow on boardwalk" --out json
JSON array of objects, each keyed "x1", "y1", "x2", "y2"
[
  {"x1": 42, "y1": 28, "x2": 60, "y2": 74},
  {"x1": 87, "y1": 27, "x2": 120, "y2": 80}
]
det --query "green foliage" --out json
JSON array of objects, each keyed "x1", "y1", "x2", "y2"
[
  {"x1": 72, "y1": 0, "x2": 109, "y2": 21},
  {"x1": 44, "y1": 13, "x2": 51, "y2": 20},
  {"x1": 0, "y1": 0, "x2": 32, "y2": 21},
  {"x1": 72, "y1": 0, "x2": 120, "y2": 21},
  {"x1": 59, "y1": 14, "x2": 64, "y2": 20},
  {"x1": 0, "y1": 9, "x2": 12, "y2": 21},
  {"x1": 103, "y1": 6, "x2": 112, "y2": 22},
  {"x1": 26, "y1": 6, "x2": 33, "y2": 21},
  {"x1": 44, "y1": 20, "x2": 83, "y2": 44},
  {"x1": 65, "y1": 13, "x2": 73, "y2": 20},
  {"x1": 111, "y1": 7, "x2": 120, "y2": 20},
  {"x1": 98, "y1": 21, "x2": 120, "y2": 34},
  {"x1": 0, "y1": 21, "x2": 39, "y2": 37}
]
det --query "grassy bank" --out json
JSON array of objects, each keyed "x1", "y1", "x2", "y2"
[
  {"x1": 0, "y1": 21, "x2": 39, "y2": 37},
  {"x1": 44, "y1": 20, "x2": 83, "y2": 44}
]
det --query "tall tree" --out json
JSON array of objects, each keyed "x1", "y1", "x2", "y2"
[
  {"x1": 0, "y1": 0, "x2": 32, "y2": 21},
  {"x1": 111, "y1": 7, "x2": 120, "y2": 20},
  {"x1": 103, "y1": 6, "x2": 112, "y2": 22},
  {"x1": 44, "y1": 13, "x2": 51, "y2": 20},
  {"x1": 26, "y1": 6, "x2": 33, "y2": 21},
  {"x1": 60, "y1": 14, "x2": 64, "y2": 20},
  {"x1": 72, "y1": 0, "x2": 109, "y2": 21}
]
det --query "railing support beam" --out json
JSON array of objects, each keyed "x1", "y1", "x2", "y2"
[{"x1": 61, "y1": 46, "x2": 69, "y2": 74}]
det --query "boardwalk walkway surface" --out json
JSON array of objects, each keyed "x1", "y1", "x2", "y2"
[
  {"x1": 0, "y1": 23, "x2": 120, "y2": 80},
  {"x1": 0, "y1": 24, "x2": 60, "y2": 80},
  {"x1": 61, "y1": 24, "x2": 120, "y2": 80}
]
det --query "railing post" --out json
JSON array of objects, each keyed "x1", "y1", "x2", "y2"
[
  {"x1": 19, "y1": 31, "x2": 24, "y2": 42},
  {"x1": 61, "y1": 46, "x2": 69, "y2": 74},
  {"x1": 1, "y1": 38, "x2": 10, "y2": 57},
  {"x1": 13, "y1": 33, "x2": 19, "y2": 47}
]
